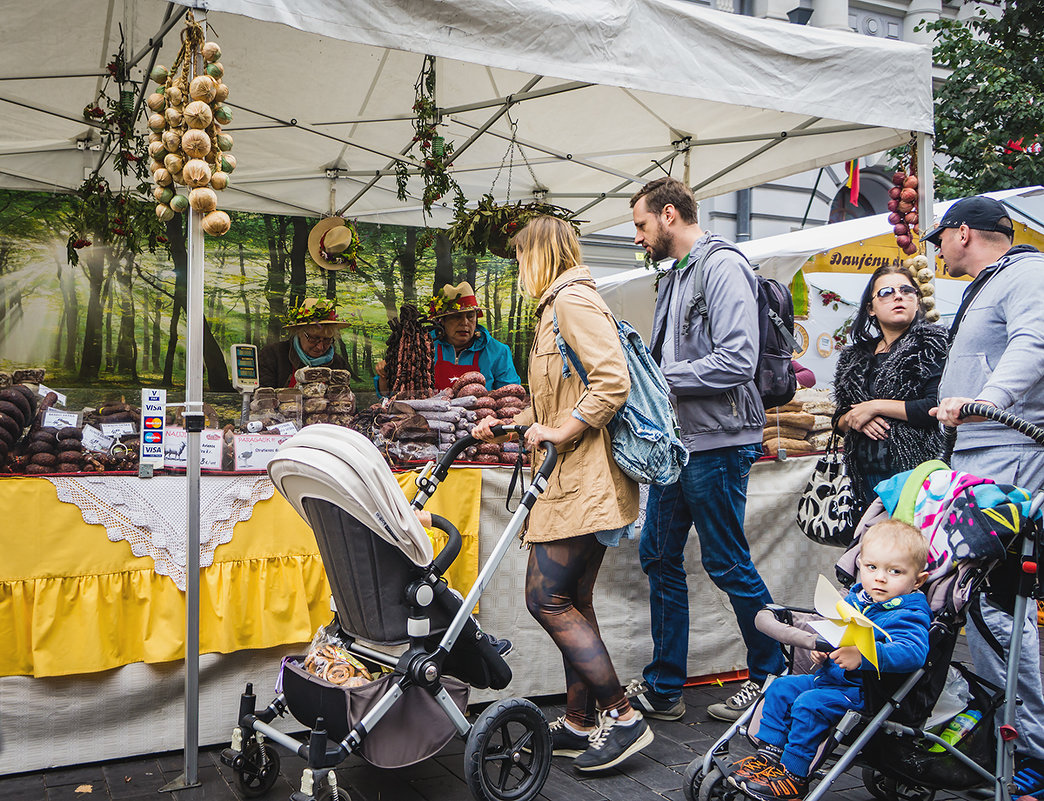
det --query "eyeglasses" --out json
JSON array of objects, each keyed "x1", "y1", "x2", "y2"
[
  {"x1": 875, "y1": 285, "x2": 919, "y2": 300},
  {"x1": 302, "y1": 332, "x2": 335, "y2": 346}
]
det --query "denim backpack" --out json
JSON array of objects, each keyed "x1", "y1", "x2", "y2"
[{"x1": 551, "y1": 295, "x2": 688, "y2": 485}]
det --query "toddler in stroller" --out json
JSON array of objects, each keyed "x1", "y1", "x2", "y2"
[
  {"x1": 219, "y1": 424, "x2": 559, "y2": 801},
  {"x1": 728, "y1": 519, "x2": 931, "y2": 801},
  {"x1": 684, "y1": 403, "x2": 1044, "y2": 801}
]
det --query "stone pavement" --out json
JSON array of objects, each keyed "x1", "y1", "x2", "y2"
[{"x1": 0, "y1": 634, "x2": 1008, "y2": 801}]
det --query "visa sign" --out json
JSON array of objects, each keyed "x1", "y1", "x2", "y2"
[{"x1": 140, "y1": 388, "x2": 166, "y2": 467}]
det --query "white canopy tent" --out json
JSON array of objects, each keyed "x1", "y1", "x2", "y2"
[
  {"x1": 0, "y1": 0, "x2": 936, "y2": 787},
  {"x1": 1, "y1": 0, "x2": 934, "y2": 232}
]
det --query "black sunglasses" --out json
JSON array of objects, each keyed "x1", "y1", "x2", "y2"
[{"x1": 875, "y1": 284, "x2": 918, "y2": 299}]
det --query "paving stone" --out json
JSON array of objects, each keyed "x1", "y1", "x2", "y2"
[
  {"x1": 0, "y1": 773, "x2": 46, "y2": 801},
  {"x1": 573, "y1": 770, "x2": 669, "y2": 801},
  {"x1": 102, "y1": 760, "x2": 167, "y2": 798},
  {"x1": 42, "y1": 765, "x2": 105, "y2": 789},
  {"x1": 538, "y1": 763, "x2": 608, "y2": 801}
]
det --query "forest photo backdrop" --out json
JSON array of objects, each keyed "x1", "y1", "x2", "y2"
[{"x1": 0, "y1": 189, "x2": 535, "y2": 402}]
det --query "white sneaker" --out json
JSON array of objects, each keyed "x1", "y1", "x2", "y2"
[{"x1": 707, "y1": 679, "x2": 762, "y2": 722}]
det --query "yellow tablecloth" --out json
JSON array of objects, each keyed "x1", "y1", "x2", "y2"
[{"x1": 0, "y1": 469, "x2": 481, "y2": 678}]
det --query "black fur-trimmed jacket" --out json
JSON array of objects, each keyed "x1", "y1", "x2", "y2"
[{"x1": 833, "y1": 320, "x2": 949, "y2": 503}]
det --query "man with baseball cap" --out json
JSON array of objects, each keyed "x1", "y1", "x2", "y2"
[{"x1": 928, "y1": 195, "x2": 1044, "y2": 796}]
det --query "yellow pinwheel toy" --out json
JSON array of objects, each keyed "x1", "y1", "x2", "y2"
[{"x1": 808, "y1": 575, "x2": 892, "y2": 674}]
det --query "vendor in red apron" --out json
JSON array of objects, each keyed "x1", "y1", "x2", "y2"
[{"x1": 428, "y1": 282, "x2": 520, "y2": 392}]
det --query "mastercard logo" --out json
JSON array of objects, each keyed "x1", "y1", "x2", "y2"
[{"x1": 143, "y1": 417, "x2": 163, "y2": 429}]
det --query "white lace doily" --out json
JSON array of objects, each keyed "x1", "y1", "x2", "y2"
[{"x1": 46, "y1": 475, "x2": 276, "y2": 590}]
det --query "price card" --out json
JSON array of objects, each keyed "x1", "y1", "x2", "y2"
[
  {"x1": 81, "y1": 424, "x2": 115, "y2": 453},
  {"x1": 234, "y1": 433, "x2": 291, "y2": 471},
  {"x1": 101, "y1": 421, "x2": 138, "y2": 437},
  {"x1": 37, "y1": 384, "x2": 68, "y2": 407},
  {"x1": 42, "y1": 408, "x2": 80, "y2": 428},
  {"x1": 163, "y1": 428, "x2": 225, "y2": 470},
  {"x1": 269, "y1": 421, "x2": 299, "y2": 436}
]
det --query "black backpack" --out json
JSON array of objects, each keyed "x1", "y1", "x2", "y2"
[{"x1": 692, "y1": 242, "x2": 799, "y2": 409}]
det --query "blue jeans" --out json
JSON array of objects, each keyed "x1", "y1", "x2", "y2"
[{"x1": 639, "y1": 443, "x2": 784, "y2": 700}]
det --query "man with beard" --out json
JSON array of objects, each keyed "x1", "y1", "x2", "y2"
[{"x1": 624, "y1": 177, "x2": 784, "y2": 723}]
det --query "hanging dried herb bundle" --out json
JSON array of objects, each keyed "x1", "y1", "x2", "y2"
[{"x1": 385, "y1": 304, "x2": 435, "y2": 399}]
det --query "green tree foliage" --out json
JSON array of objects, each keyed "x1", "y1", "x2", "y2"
[{"x1": 926, "y1": 1, "x2": 1044, "y2": 197}]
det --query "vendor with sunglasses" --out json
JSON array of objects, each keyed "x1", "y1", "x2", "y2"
[
  {"x1": 832, "y1": 265, "x2": 948, "y2": 510},
  {"x1": 259, "y1": 298, "x2": 351, "y2": 388}
]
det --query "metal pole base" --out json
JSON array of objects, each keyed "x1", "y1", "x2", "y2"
[{"x1": 158, "y1": 773, "x2": 203, "y2": 792}]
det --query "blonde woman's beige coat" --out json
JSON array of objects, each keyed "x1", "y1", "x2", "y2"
[{"x1": 514, "y1": 265, "x2": 639, "y2": 542}]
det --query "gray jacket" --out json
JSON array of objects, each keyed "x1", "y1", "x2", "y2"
[
  {"x1": 940, "y1": 246, "x2": 1044, "y2": 452},
  {"x1": 650, "y1": 233, "x2": 765, "y2": 452}
]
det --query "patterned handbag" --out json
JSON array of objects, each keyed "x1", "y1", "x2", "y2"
[{"x1": 796, "y1": 432, "x2": 859, "y2": 547}]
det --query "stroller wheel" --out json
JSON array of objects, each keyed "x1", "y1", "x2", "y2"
[
  {"x1": 464, "y1": 697, "x2": 552, "y2": 801},
  {"x1": 234, "y1": 737, "x2": 281, "y2": 798},
  {"x1": 313, "y1": 782, "x2": 351, "y2": 801},
  {"x1": 682, "y1": 758, "x2": 705, "y2": 801},
  {"x1": 862, "y1": 766, "x2": 936, "y2": 801},
  {"x1": 691, "y1": 766, "x2": 736, "y2": 801}
]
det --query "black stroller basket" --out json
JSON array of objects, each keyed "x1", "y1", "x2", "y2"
[{"x1": 220, "y1": 424, "x2": 558, "y2": 801}]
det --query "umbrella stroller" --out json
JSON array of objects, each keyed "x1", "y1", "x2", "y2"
[
  {"x1": 219, "y1": 424, "x2": 558, "y2": 801},
  {"x1": 683, "y1": 403, "x2": 1044, "y2": 801}
]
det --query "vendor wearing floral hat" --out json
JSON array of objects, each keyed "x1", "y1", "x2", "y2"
[
  {"x1": 259, "y1": 298, "x2": 351, "y2": 388},
  {"x1": 427, "y1": 282, "x2": 519, "y2": 392}
]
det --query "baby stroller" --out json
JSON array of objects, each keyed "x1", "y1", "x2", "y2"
[
  {"x1": 683, "y1": 403, "x2": 1044, "y2": 801},
  {"x1": 219, "y1": 424, "x2": 557, "y2": 801}
]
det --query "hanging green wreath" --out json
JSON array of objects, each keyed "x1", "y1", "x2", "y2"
[{"x1": 447, "y1": 194, "x2": 580, "y2": 258}]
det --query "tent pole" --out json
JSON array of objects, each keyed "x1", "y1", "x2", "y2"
[
  {"x1": 916, "y1": 132, "x2": 935, "y2": 269},
  {"x1": 160, "y1": 11, "x2": 204, "y2": 794}
]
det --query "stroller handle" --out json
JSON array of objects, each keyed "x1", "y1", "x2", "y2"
[
  {"x1": 431, "y1": 425, "x2": 559, "y2": 481},
  {"x1": 941, "y1": 403, "x2": 1044, "y2": 462}
]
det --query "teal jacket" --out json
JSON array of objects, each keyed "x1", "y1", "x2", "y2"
[{"x1": 431, "y1": 326, "x2": 520, "y2": 390}]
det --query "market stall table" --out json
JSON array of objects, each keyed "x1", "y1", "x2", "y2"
[{"x1": 0, "y1": 457, "x2": 837, "y2": 773}]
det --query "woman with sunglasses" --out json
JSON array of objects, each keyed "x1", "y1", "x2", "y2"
[
  {"x1": 833, "y1": 265, "x2": 948, "y2": 509},
  {"x1": 258, "y1": 298, "x2": 351, "y2": 388}
]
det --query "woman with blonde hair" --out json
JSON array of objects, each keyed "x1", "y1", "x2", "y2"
[{"x1": 473, "y1": 215, "x2": 653, "y2": 771}]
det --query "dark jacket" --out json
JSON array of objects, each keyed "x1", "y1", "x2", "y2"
[
  {"x1": 650, "y1": 233, "x2": 765, "y2": 452},
  {"x1": 833, "y1": 321, "x2": 947, "y2": 504},
  {"x1": 258, "y1": 338, "x2": 349, "y2": 388}
]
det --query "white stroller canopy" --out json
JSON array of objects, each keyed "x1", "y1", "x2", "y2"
[{"x1": 268, "y1": 425, "x2": 434, "y2": 566}]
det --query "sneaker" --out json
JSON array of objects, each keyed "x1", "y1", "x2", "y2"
[
  {"x1": 573, "y1": 713, "x2": 655, "y2": 772},
  {"x1": 729, "y1": 751, "x2": 782, "y2": 782},
  {"x1": 546, "y1": 715, "x2": 593, "y2": 758},
  {"x1": 1014, "y1": 755, "x2": 1044, "y2": 798},
  {"x1": 480, "y1": 631, "x2": 512, "y2": 657},
  {"x1": 707, "y1": 679, "x2": 762, "y2": 722},
  {"x1": 624, "y1": 679, "x2": 686, "y2": 721},
  {"x1": 730, "y1": 755, "x2": 808, "y2": 801}
]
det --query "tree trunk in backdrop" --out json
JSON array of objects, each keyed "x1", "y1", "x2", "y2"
[
  {"x1": 115, "y1": 251, "x2": 139, "y2": 382},
  {"x1": 464, "y1": 256, "x2": 477, "y2": 295},
  {"x1": 264, "y1": 216, "x2": 288, "y2": 343},
  {"x1": 103, "y1": 265, "x2": 115, "y2": 373},
  {"x1": 434, "y1": 231, "x2": 454, "y2": 289},
  {"x1": 162, "y1": 217, "x2": 188, "y2": 387},
  {"x1": 400, "y1": 228, "x2": 418, "y2": 304},
  {"x1": 288, "y1": 216, "x2": 308, "y2": 312},
  {"x1": 78, "y1": 244, "x2": 107, "y2": 382},
  {"x1": 238, "y1": 243, "x2": 252, "y2": 345},
  {"x1": 61, "y1": 257, "x2": 79, "y2": 370},
  {"x1": 202, "y1": 317, "x2": 233, "y2": 391},
  {"x1": 151, "y1": 296, "x2": 162, "y2": 373}
]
